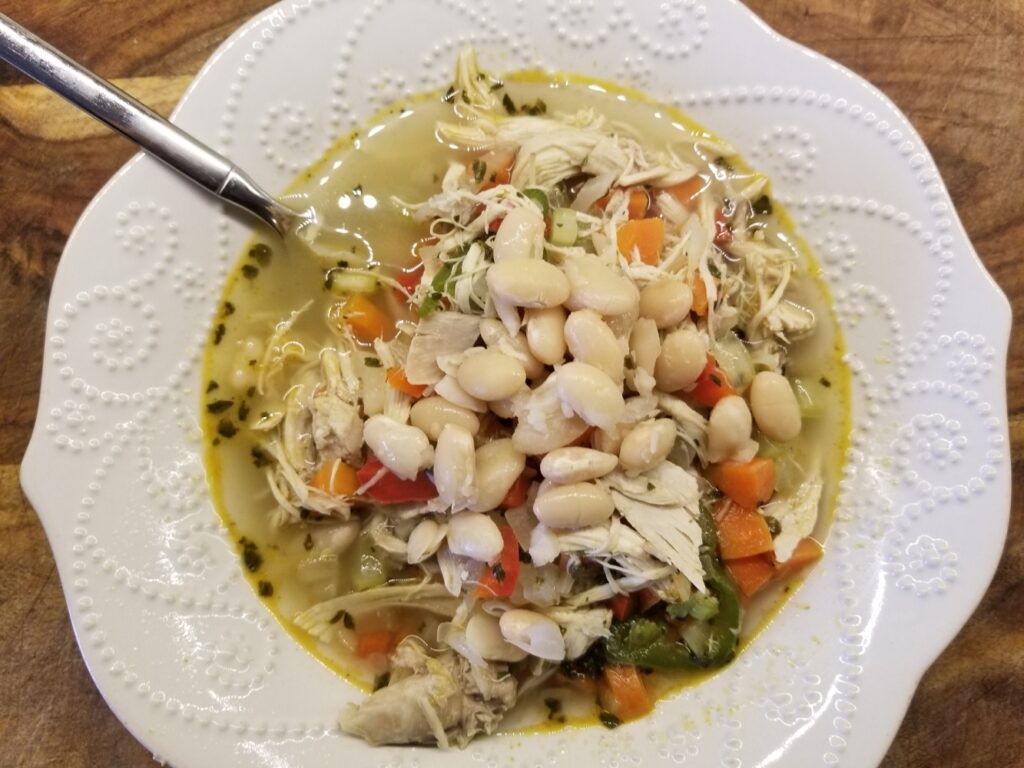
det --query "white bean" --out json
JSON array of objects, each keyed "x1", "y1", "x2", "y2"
[
  {"x1": 489, "y1": 397, "x2": 517, "y2": 419},
  {"x1": 563, "y1": 309, "x2": 625, "y2": 382},
  {"x1": 456, "y1": 349, "x2": 526, "y2": 401},
  {"x1": 434, "y1": 374, "x2": 488, "y2": 413},
  {"x1": 639, "y1": 279, "x2": 693, "y2": 328},
  {"x1": 466, "y1": 612, "x2": 528, "y2": 662},
  {"x1": 471, "y1": 439, "x2": 527, "y2": 513},
  {"x1": 591, "y1": 424, "x2": 627, "y2": 455},
  {"x1": 654, "y1": 327, "x2": 707, "y2": 392},
  {"x1": 707, "y1": 395, "x2": 758, "y2": 464},
  {"x1": 513, "y1": 413, "x2": 589, "y2": 455},
  {"x1": 555, "y1": 362, "x2": 625, "y2": 430},
  {"x1": 481, "y1": 319, "x2": 545, "y2": 380},
  {"x1": 486, "y1": 258, "x2": 570, "y2": 308},
  {"x1": 750, "y1": 371, "x2": 802, "y2": 441},
  {"x1": 410, "y1": 396, "x2": 481, "y2": 442},
  {"x1": 525, "y1": 306, "x2": 567, "y2": 366},
  {"x1": 362, "y1": 415, "x2": 433, "y2": 481},
  {"x1": 433, "y1": 424, "x2": 476, "y2": 510},
  {"x1": 540, "y1": 447, "x2": 618, "y2": 483},
  {"x1": 492, "y1": 205, "x2": 544, "y2": 262},
  {"x1": 499, "y1": 609, "x2": 566, "y2": 661},
  {"x1": 533, "y1": 482, "x2": 615, "y2": 528},
  {"x1": 406, "y1": 518, "x2": 447, "y2": 564},
  {"x1": 563, "y1": 258, "x2": 639, "y2": 316},
  {"x1": 618, "y1": 418, "x2": 677, "y2": 473},
  {"x1": 446, "y1": 511, "x2": 503, "y2": 562},
  {"x1": 629, "y1": 318, "x2": 661, "y2": 377}
]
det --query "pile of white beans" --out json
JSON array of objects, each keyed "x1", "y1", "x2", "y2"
[{"x1": 346, "y1": 204, "x2": 805, "y2": 663}]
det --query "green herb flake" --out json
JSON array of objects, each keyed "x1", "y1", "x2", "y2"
[
  {"x1": 248, "y1": 243, "x2": 272, "y2": 266},
  {"x1": 819, "y1": 376, "x2": 832, "y2": 388},
  {"x1": 241, "y1": 264, "x2": 259, "y2": 280},
  {"x1": 206, "y1": 399, "x2": 234, "y2": 414},
  {"x1": 364, "y1": 357, "x2": 382, "y2": 368},
  {"x1": 472, "y1": 158, "x2": 487, "y2": 183},
  {"x1": 213, "y1": 323, "x2": 226, "y2": 345},
  {"x1": 205, "y1": 380, "x2": 219, "y2": 393},
  {"x1": 257, "y1": 580, "x2": 274, "y2": 597},
  {"x1": 237, "y1": 401, "x2": 251, "y2": 422},
  {"x1": 491, "y1": 563, "x2": 506, "y2": 583},
  {"x1": 343, "y1": 613, "x2": 355, "y2": 629},
  {"x1": 222, "y1": 301, "x2": 235, "y2": 317},
  {"x1": 501, "y1": 93, "x2": 516, "y2": 115},
  {"x1": 373, "y1": 672, "x2": 391, "y2": 691},
  {"x1": 751, "y1": 194, "x2": 773, "y2": 216},
  {"x1": 599, "y1": 711, "x2": 622, "y2": 729},
  {"x1": 247, "y1": 386, "x2": 256, "y2": 397},
  {"x1": 303, "y1": 533, "x2": 314, "y2": 551},
  {"x1": 250, "y1": 447, "x2": 272, "y2": 468},
  {"x1": 765, "y1": 515, "x2": 782, "y2": 538},
  {"x1": 239, "y1": 538, "x2": 263, "y2": 572},
  {"x1": 217, "y1": 419, "x2": 238, "y2": 439},
  {"x1": 543, "y1": 697, "x2": 564, "y2": 722}
]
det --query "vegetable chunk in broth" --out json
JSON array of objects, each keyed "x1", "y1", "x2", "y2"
[{"x1": 202, "y1": 50, "x2": 850, "y2": 747}]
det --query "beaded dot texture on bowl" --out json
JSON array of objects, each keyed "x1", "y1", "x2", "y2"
[{"x1": 21, "y1": 1, "x2": 1010, "y2": 767}]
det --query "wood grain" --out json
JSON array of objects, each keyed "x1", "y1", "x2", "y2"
[{"x1": 0, "y1": 2, "x2": 1021, "y2": 766}]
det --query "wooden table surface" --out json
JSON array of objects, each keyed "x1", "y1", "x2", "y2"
[{"x1": 0, "y1": 1, "x2": 1020, "y2": 765}]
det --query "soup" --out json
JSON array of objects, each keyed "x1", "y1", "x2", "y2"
[{"x1": 202, "y1": 50, "x2": 849, "y2": 747}]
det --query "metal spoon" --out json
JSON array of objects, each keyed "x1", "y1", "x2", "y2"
[{"x1": 0, "y1": 12, "x2": 302, "y2": 238}]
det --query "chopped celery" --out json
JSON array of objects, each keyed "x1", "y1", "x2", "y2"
[
  {"x1": 793, "y1": 378, "x2": 826, "y2": 419},
  {"x1": 351, "y1": 533, "x2": 388, "y2": 590},
  {"x1": 550, "y1": 207, "x2": 578, "y2": 246},
  {"x1": 327, "y1": 269, "x2": 379, "y2": 295},
  {"x1": 523, "y1": 188, "x2": 550, "y2": 218},
  {"x1": 667, "y1": 592, "x2": 720, "y2": 621}
]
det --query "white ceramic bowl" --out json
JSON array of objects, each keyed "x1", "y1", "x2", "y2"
[{"x1": 21, "y1": 1, "x2": 1011, "y2": 766}]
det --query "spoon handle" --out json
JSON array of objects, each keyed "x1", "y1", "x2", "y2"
[{"x1": 0, "y1": 12, "x2": 295, "y2": 236}]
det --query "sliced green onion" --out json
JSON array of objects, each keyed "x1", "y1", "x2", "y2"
[
  {"x1": 550, "y1": 207, "x2": 578, "y2": 246},
  {"x1": 522, "y1": 188, "x2": 550, "y2": 218}
]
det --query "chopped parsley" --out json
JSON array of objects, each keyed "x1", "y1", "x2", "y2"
[
  {"x1": 303, "y1": 533, "x2": 314, "y2": 551},
  {"x1": 472, "y1": 158, "x2": 487, "y2": 183},
  {"x1": 216, "y1": 419, "x2": 238, "y2": 439},
  {"x1": 543, "y1": 697, "x2": 564, "y2": 722},
  {"x1": 250, "y1": 447, "x2": 272, "y2": 468},
  {"x1": 248, "y1": 243, "x2": 272, "y2": 266},
  {"x1": 237, "y1": 401, "x2": 250, "y2": 422},
  {"x1": 373, "y1": 672, "x2": 391, "y2": 691},
  {"x1": 222, "y1": 301, "x2": 235, "y2": 316},
  {"x1": 213, "y1": 323, "x2": 226, "y2": 345},
  {"x1": 501, "y1": 93, "x2": 516, "y2": 114},
  {"x1": 241, "y1": 264, "x2": 259, "y2": 280},
  {"x1": 599, "y1": 711, "x2": 622, "y2": 729},
  {"x1": 205, "y1": 380, "x2": 219, "y2": 393},
  {"x1": 257, "y1": 580, "x2": 274, "y2": 597},
  {"x1": 206, "y1": 399, "x2": 233, "y2": 414},
  {"x1": 490, "y1": 563, "x2": 506, "y2": 583},
  {"x1": 239, "y1": 538, "x2": 263, "y2": 572},
  {"x1": 329, "y1": 610, "x2": 355, "y2": 629},
  {"x1": 751, "y1": 194, "x2": 773, "y2": 216},
  {"x1": 364, "y1": 357, "x2": 382, "y2": 368}
]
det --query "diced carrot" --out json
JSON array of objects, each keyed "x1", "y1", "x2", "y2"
[
  {"x1": 726, "y1": 554, "x2": 776, "y2": 598},
  {"x1": 664, "y1": 176, "x2": 705, "y2": 209},
  {"x1": 706, "y1": 458, "x2": 776, "y2": 510},
  {"x1": 686, "y1": 355, "x2": 736, "y2": 408},
  {"x1": 356, "y1": 455, "x2": 437, "y2": 503},
  {"x1": 690, "y1": 272, "x2": 709, "y2": 316},
  {"x1": 775, "y1": 538, "x2": 823, "y2": 579},
  {"x1": 386, "y1": 367, "x2": 427, "y2": 398},
  {"x1": 617, "y1": 217, "x2": 665, "y2": 265},
  {"x1": 609, "y1": 593, "x2": 635, "y2": 622},
  {"x1": 396, "y1": 259, "x2": 424, "y2": 297},
  {"x1": 499, "y1": 471, "x2": 531, "y2": 509},
  {"x1": 476, "y1": 526, "x2": 521, "y2": 598},
  {"x1": 343, "y1": 294, "x2": 391, "y2": 343},
  {"x1": 715, "y1": 502, "x2": 775, "y2": 560},
  {"x1": 627, "y1": 188, "x2": 650, "y2": 219},
  {"x1": 356, "y1": 629, "x2": 396, "y2": 658},
  {"x1": 488, "y1": 216, "x2": 505, "y2": 234},
  {"x1": 600, "y1": 664, "x2": 652, "y2": 721},
  {"x1": 310, "y1": 460, "x2": 358, "y2": 496},
  {"x1": 713, "y1": 209, "x2": 733, "y2": 245}
]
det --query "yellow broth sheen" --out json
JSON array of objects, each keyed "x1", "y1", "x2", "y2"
[{"x1": 202, "y1": 72, "x2": 850, "y2": 731}]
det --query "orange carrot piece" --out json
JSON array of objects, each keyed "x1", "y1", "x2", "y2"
[
  {"x1": 343, "y1": 294, "x2": 391, "y2": 343},
  {"x1": 386, "y1": 367, "x2": 427, "y2": 398},
  {"x1": 686, "y1": 355, "x2": 736, "y2": 408},
  {"x1": 601, "y1": 664, "x2": 652, "y2": 720},
  {"x1": 664, "y1": 176, "x2": 705, "y2": 209},
  {"x1": 715, "y1": 502, "x2": 775, "y2": 560},
  {"x1": 355, "y1": 630, "x2": 396, "y2": 658},
  {"x1": 775, "y1": 538, "x2": 824, "y2": 579},
  {"x1": 626, "y1": 188, "x2": 650, "y2": 219},
  {"x1": 706, "y1": 458, "x2": 776, "y2": 510},
  {"x1": 617, "y1": 218, "x2": 665, "y2": 265},
  {"x1": 690, "y1": 273, "x2": 709, "y2": 316},
  {"x1": 310, "y1": 460, "x2": 359, "y2": 496},
  {"x1": 499, "y1": 471, "x2": 531, "y2": 509},
  {"x1": 726, "y1": 554, "x2": 775, "y2": 598},
  {"x1": 635, "y1": 587, "x2": 662, "y2": 613}
]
